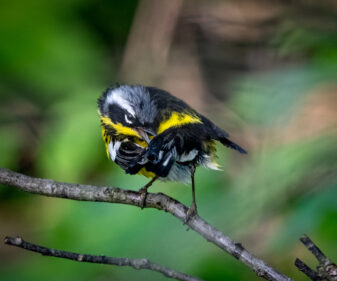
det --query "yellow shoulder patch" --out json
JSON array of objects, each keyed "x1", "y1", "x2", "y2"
[{"x1": 157, "y1": 112, "x2": 202, "y2": 134}]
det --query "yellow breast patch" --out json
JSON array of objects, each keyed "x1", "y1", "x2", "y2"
[
  {"x1": 101, "y1": 116, "x2": 141, "y2": 138},
  {"x1": 157, "y1": 112, "x2": 202, "y2": 134},
  {"x1": 101, "y1": 127, "x2": 112, "y2": 157},
  {"x1": 138, "y1": 167, "x2": 156, "y2": 178}
]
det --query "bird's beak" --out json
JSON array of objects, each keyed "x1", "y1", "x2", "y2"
[{"x1": 135, "y1": 128, "x2": 155, "y2": 144}]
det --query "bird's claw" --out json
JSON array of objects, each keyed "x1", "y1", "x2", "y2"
[
  {"x1": 184, "y1": 202, "x2": 198, "y2": 224},
  {"x1": 138, "y1": 186, "x2": 148, "y2": 209}
]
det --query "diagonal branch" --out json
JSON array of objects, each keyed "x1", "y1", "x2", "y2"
[
  {"x1": 4, "y1": 236, "x2": 201, "y2": 281},
  {"x1": 0, "y1": 167, "x2": 293, "y2": 281}
]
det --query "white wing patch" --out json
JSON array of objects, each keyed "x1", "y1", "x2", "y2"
[
  {"x1": 162, "y1": 154, "x2": 172, "y2": 167},
  {"x1": 106, "y1": 89, "x2": 135, "y2": 117},
  {"x1": 109, "y1": 141, "x2": 121, "y2": 161}
]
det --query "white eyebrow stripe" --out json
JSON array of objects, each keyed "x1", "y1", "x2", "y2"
[{"x1": 106, "y1": 89, "x2": 135, "y2": 117}]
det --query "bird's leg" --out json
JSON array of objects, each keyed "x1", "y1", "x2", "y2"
[
  {"x1": 138, "y1": 176, "x2": 157, "y2": 209},
  {"x1": 184, "y1": 166, "x2": 198, "y2": 224}
]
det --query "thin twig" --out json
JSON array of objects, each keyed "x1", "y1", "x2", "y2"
[
  {"x1": 294, "y1": 258, "x2": 319, "y2": 281},
  {"x1": 295, "y1": 235, "x2": 337, "y2": 281},
  {"x1": 300, "y1": 235, "x2": 328, "y2": 265},
  {"x1": 0, "y1": 167, "x2": 293, "y2": 281},
  {"x1": 4, "y1": 236, "x2": 201, "y2": 281}
]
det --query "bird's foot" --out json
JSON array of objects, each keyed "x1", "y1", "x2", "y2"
[
  {"x1": 138, "y1": 186, "x2": 148, "y2": 209},
  {"x1": 184, "y1": 202, "x2": 198, "y2": 224}
]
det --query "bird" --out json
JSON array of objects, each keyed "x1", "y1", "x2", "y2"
[{"x1": 98, "y1": 84, "x2": 247, "y2": 222}]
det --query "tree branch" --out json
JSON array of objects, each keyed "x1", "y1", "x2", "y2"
[
  {"x1": 4, "y1": 236, "x2": 201, "y2": 281},
  {"x1": 295, "y1": 235, "x2": 337, "y2": 281},
  {"x1": 0, "y1": 167, "x2": 293, "y2": 281}
]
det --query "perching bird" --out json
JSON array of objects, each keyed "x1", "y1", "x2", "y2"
[{"x1": 98, "y1": 84, "x2": 246, "y2": 222}]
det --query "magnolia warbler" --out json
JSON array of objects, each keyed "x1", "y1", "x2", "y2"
[{"x1": 98, "y1": 84, "x2": 246, "y2": 221}]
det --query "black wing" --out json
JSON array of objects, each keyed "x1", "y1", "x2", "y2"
[
  {"x1": 126, "y1": 123, "x2": 210, "y2": 177},
  {"x1": 126, "y1": 121, "x2": 246, "y2": 177},
  {"x1": 147, "y1": 86, "x2": 247, "y2": 154}
]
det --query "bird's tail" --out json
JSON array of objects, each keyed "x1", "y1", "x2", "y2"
[{"x1": 219, "y1": 137, "x2": 247, "y2": 154}]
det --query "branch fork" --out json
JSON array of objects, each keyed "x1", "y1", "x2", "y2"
[{"x1": 295, "y1": 235, "x2": 337, "y2": 281}]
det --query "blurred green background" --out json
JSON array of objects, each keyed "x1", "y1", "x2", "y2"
[{"x1": 0, "y1": 0, "x2": 336, "y2": 280}]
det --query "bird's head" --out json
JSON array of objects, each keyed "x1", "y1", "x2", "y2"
[{"x1": 98, "y1": 84, "x2": 157, "y2": 143}]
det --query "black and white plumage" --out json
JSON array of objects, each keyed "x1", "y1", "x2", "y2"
[{"x1": 98, "y1": 84, "x2": 246, "y2": 220}]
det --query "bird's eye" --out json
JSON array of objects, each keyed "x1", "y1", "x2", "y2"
[{"x1": 125, "y1": 114, "x2": 133, "y2": 124}]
